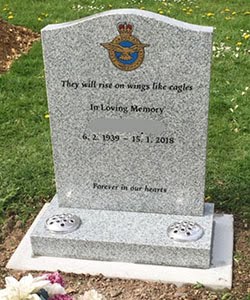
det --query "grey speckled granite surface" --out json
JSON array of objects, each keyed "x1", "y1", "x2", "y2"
[
  {"x1": 42, "y1": 9, "x2": 213, "y2": 216},
  {"x1": 30, "y1": 195, "x2": 214, "y2": 268}
]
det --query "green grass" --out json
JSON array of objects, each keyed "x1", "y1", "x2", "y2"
[{"x1": 0, "y1": 0, "x2": 250, "y2": 226}]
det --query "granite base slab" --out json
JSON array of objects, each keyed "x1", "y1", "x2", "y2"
[
  {"x1": 30, "y1": 195, "x2": 214, "y2": 269},
  {"x1": 7, "y1": 204, "x2": 233, "y2": 289}
]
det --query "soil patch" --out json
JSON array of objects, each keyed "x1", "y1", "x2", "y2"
[
  {"x1": 0, "y1": 214, "x2": 249, "y2": 300},
  {"x1": 0, "y1": 19, "x2": 40, "y2": 73}
]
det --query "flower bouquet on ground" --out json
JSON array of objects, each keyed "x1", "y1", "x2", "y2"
[
  {"x1": 0, "y1": 272, "x2": 71, "y2": 300},
  {"x1": 0, "y1": 272, "x2": 105, "y2": 300}
]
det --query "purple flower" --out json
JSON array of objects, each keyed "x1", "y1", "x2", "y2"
[
  {"x1": 49, "y1": 295, "x2": 73, "y2": 300},
  {"x1": 44, "y1": 272, "x2": 65, "y2": 287}
]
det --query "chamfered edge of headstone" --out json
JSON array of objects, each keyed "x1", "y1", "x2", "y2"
[{"x1": 41, "y1": 9, "x2": 213, "y2": 34}]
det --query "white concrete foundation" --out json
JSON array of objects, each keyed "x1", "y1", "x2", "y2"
[{"x1": 7, "y1": 204, "x2": 233, "y2": 290}]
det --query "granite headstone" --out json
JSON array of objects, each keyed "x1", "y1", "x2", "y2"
[
  {"x1": 42, "y1": 9, "x2": 212, "y2": 216},
  {"x1": 30, "y1": 9, "x2": 215, "y2": 268}
]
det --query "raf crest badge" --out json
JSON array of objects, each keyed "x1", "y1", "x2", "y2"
[{"x1": 101, "y1": 22, "x2": 149, "y2": 71}]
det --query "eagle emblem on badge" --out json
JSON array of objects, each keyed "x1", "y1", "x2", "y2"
[{"x1": 101, "y1": 22, "x2": 149, "y2": 71}]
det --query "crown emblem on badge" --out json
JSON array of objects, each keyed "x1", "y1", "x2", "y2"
[
  {"x1": 101, "y1": 22, "x2": 150, "y2": 71},
  {"x1": 117, "y1": 22, "x2": 133, "y2": 35}
]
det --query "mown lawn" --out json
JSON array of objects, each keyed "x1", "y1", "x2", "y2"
[{"x1": 0, "y1": 0, "x2": 249, "y2": 226}]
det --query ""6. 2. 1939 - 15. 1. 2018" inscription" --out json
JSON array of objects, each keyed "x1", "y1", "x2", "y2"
[{"x1": 82, "y1": 133, "x2": 174, "y2": 144}]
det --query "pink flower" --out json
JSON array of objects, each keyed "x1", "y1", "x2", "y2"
[
  {"x1": 44, "y1": 272, "x2": 64, "y2": 287},
  {"x1": 49, "y1": 295, "x2": 73, "y2": 300}
]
